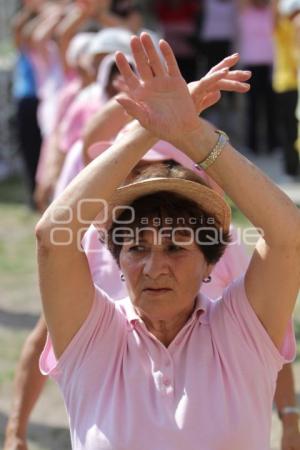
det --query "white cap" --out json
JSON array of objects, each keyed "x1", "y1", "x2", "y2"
[
  {"x1": 97, "y1": 52, "x2": 135, "y2": 102},
  {"x1": 66, "y1": 32, "x2": 95, "y2": 67},
  {"x1": 278, "y1": 0, "x2": 300, "y2": 16},
  {"x1": 88, "y1": 27, "x2": 132, "y2": 56}
]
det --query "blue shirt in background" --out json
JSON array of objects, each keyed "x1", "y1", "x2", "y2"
[{"x1": 13, "y1": 52, "x2": 37, "y2": 100}]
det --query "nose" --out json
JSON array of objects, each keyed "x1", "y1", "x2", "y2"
[{"x1": 142, "y1": 249, "x2": 170, "y2": 279}]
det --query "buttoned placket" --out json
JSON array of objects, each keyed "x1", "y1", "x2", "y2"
[
  {"x1": 131, "y1": 312, "x2": 203, "y2": 400},
  {"x1": 132, "y1": 320, "x2": 175, "y2": 398}
]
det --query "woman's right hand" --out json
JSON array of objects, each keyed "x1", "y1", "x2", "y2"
[
  {"x1": 115, "y1": 33, "x2": 251, "y2": 146},
  {"x1": 115, "y1": 33, "x2": 202, "y2": 147}
]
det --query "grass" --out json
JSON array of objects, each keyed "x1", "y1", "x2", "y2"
[{"x1": 0, "y1": 174, "x2": 28, "y2": 204}]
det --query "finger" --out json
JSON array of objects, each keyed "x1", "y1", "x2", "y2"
[
  {"x1": 194, "y1": 68, "x2": 229, "y2": 92},
  {"x1": 115, "y1": 51, "x2": 140, "y2": 90},
  {"x1": 188, "y1": 68, "x2": 228, "y2": 104},
  {"x1": 208, "y1": 53, "x2": 240, "y2": 74},
  {"x1": 200, "y1": 91, "x2": 222, "y2": 112},
  {"x1": 130, "y1": 35, "x2": 153, "y2": 81},
  {"x1": 140, "y1": 32, "x2": 165, "y2": 77},
  {"x1": 159, "y1": 39, "x2": 182, "y2": 77},
  {"x1": 214, "y1": 80, "x2": 250, "y2": 93},
  {"x1": 116, "y1": 95, "x2": 149, "y2": 126},
  {"x1": 225, "y1": 70, "x2": 252, "y2": 81}
]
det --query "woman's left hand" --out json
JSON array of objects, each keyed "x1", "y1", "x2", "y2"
[{"x1": 189, "y1": 54, "x2": 251, "y2": 114}]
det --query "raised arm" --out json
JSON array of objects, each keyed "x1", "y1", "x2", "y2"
[
  {"x1": 35, "y1": 125, "x2": 157, "y2": 358},
  {"x1": 82, "y1": 55, "x2": 251, "y2": 164},
  {"x1": 115, "y1": 33, "x2": 300, "y2": 349}
]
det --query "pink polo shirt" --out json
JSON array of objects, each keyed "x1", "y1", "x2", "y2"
[
  {"x1": 40, "y1": 277, "x2": 295, "y2": 450},
  {"x1": 58, "y1": 83, "x2": 101, "y2": 153},
  {"x1": 238, "y1": 6, "x2": 274, "y2": 66}
]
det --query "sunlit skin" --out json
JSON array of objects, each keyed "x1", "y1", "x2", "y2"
[{"x1": 119, "y1": 228, "x2": 213, "y2": 346}]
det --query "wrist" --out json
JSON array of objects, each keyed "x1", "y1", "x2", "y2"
[
  {"x1": 279, "y1": 406, "x2": 300, "y2": 429},
  {"x1": 5, "y1": 418, "x2": 27, "y2": 440},
  {"x1": 177, "y1": 119, "x2": 222, "y2": 162}
]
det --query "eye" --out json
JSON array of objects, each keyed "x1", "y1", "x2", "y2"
[
  {"x1": 167, "y1": 243, "x2": 184, "y2": 253},
  {"x1": 128, "y1": 245, "x2": 146, "y2": 253}
]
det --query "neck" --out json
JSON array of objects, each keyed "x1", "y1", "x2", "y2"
[{"x1": 138, "y1": 305, "x2": 195, "y2": 347}]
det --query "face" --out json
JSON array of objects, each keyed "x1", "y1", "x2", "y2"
[{"x1": 119, "y1": 227, "x2": 212, "y2": 323}]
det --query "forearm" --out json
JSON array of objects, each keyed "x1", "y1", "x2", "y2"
[
  {"x1": 48, "y1": 137, "x2": 66, "y2": 183},
  {"x1": 32, "y1": 15, "x2": 61, "y2": 46},
  {"x1": 97, "y1": 10, "x2": 126, "y2": 28},
  {"x1": 82, "y1": 98, "x2": 132, "y2": 164},
  {"x1": 275, "y1": 364, "x2": 299, "y2": 429},
  {"x1": 180, "y1": 120, "x2": 300, "y2": 246},
  {"x1": 5, "y1": 319, "x2": 47, "y2": 439},
  {"x1": 56, "y1": 6, "x2": 87, "y2": 38},
  {"x1": 36, "y1": 126, "x2": 156, "y2": 243},
  {"x1": 12, "y1": 9, "x2": 32, "y2": 49},
  {"x1": 56, "y1": 7, "x2": 89, "y2": 73}
]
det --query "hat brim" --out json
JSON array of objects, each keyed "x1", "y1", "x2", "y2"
[{"x1": 106, "y1": 177, "x2": 231, "y2": 232}]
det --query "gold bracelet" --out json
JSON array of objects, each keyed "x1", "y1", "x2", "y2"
[{"x1": 194, "y1": 130, "x2": 229, "y2": 171}]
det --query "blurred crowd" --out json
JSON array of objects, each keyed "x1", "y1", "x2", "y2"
[{"x1": 10, "y1": 0, "x2": 300, "y2": 212}]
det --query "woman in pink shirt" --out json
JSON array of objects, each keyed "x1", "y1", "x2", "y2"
[
  {"x1": 238, "y1": 0, "x2": 278, "y2": 153},
  {"x1": 36, "y1": 34, "x2": 299, "y2": 449},
  {"x1": 5, "y1": 52, "x2": 252, "y2": 450}
]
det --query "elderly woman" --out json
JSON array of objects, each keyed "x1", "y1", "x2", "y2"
[{"x1": 36, "y1": 34, "x2": 300, "y2": 450}]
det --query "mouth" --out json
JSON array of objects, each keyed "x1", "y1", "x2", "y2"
[{"x1": 142, "y1": 288, "x2": 173, "y2": 295}]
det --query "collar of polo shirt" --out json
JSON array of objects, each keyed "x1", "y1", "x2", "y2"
[{"x1": 121, "y1": 294, "x2": 210, "y2": 330}]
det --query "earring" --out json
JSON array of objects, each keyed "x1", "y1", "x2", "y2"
[
  {"x1": 120, "y1": 273, "x2": 125, "y2": 282},
  {"x1": 203, "y1": 275, "x2": 212, "y2": 283}
]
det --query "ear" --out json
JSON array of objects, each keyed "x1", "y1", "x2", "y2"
[{"x1": 205, "y1": 263, "x2": 214, "y2": 279}]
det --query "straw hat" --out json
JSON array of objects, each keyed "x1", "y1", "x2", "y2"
[{"x1": 106, "y1": 177, "x2": 231, "y2": 232}]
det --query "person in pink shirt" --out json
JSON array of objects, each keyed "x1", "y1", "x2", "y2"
[
  {"x1": 58, "y1": 27, "x2": 132, "y2": 154},
  {"x1": 34, "y1": 31, "x2": 96, "y2": 212},
  {"x1": 34, "y1": 28, "x2": 132, "y2": 212},
  {"x1": 54, "y1": 53, "x2": 135, "y2": 199},
  {"x1": 36, "y1": 34, "x2": 299, "y2": 449},
  {"x1": 238, "y1": 0, "x2": 278, "y2": 153},
  {"x1": 54, "y1": 62, "x2": 300, "y2": 450},
  {"x1": 4, "y1": 53, "x2": 251, "y2": 450}
]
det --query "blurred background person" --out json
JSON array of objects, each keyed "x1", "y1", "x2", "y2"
[
  {"x1": 197, "y1": 0, "x2": 237, "y2": 128},
  {"x1": 237, "y1": 0, "x2": 278, "y2": 154},
  {"x1": 273, "y1": 0, "x2": 300, "y2": 177},
  {"x1": 154, "y1": 0, "x2": 199, "y2": 82},
  {"x1": 11, "y1": 0, "x2": 43, "y2": 208}
]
